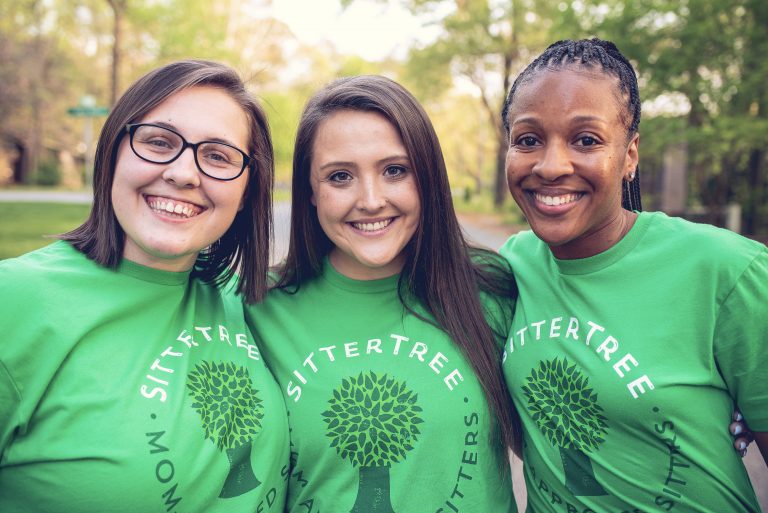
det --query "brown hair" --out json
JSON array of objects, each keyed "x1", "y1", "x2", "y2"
[
  {"x1": 61, "y1": 60, "x2": 274, "y2": 303},
  {"x1": 279, "y1": 75, "x2": 521, "y2": 452}
]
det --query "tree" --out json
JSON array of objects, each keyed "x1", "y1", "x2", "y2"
[
  {"x1": 105, "y1": 0, "x2": 126, "y2": 106},
  {"x1": 322, "y1": 371, "x2": 424, "y2": 512},
  {"x1": 187, "y1": 361, "x2": 265, "y2": 498},
  {"x1": 0, "y1": 0, "x2": 111, "y2": 184},
  {"x1": 597, "y1": 0, "x2": 768, "y2": 235},
  {"x1": 345, "y1": 0, "x2": 585, "y2": 206},
  {"x1": 522, "y1": 357, "x2": 609, "y2": 496}
]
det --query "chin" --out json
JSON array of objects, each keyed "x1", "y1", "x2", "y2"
[{"x1": 528, "y1": 225, "x2": 573, "y2": 248}]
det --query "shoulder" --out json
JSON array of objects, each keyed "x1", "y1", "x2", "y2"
[
  {"x1": 641, "y1": 211, "x2": 765, "y2": 270},
  {"x1": 498, "y1": 229, "x2": 549, "y2": 267},
  {"x1": 0, "y1": 242, "x2": 100, "y2": 343},
  {"x1": 245, "y1": 280, "x2": 309, "y2": 323}
]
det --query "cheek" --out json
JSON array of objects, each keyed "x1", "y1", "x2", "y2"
[
  {"x1": 110, "y1": 158, "x2": 136, "y2": 220},
  {"x1": 505, "y1": 152, "x2": 527, "y2": 179},
  {"x1": 234, "y1": 177, "x2": 249, "y2": 212},
  {"x1": 397, "y1": 180, "x2": 421, "y2": 222},
  {"x1": 312, "y1": 190, "x2": 340, "y2": 224}
]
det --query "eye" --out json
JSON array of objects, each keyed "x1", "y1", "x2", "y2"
[
  {"x1": 328, "y1": 170, "x2": 353, "y2": 183},
  {"x1": 205, "y1": 151, "x2": 228, "y2": 163},
  {"x1": 383, "y1": 164, "x2": 407, "y2": 178},
  {"x1": 513, "y1": 135, "x2": 540, "y2": 148},
  {"x1": 575, "y1": 135, "x2": 600, "y2": 147},
  {"x1": 140, "y1": 136, "x2": 175, "y2": 150},
  {"x1": 149, "y1": 138, "x2": 172, "y2": 148},
  {"x1": 200, "y1": 143, "x2": 240, "y2": 168}
]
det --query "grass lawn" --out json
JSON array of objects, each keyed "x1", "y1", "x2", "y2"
[{"x1": 0, "y1": 202, "x2": 91, "y2": 260}]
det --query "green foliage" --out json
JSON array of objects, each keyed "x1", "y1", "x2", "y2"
[
  {"x1": 595, "y1": 0, "x2": 768, "y2": 232},
  {"x1": 34, "y1": 160, "x2": 61, "y2": 186},
  {"x1": 260, "y1": 91, "x2": 305, "y2": 186},
  {"x1": 522, "y1": 357, "x2": 609, "y2": 452},
  {"x1": 322, "y1": 371, "x2": 423, "y2": 468},
  {"x1": 187, "y1": 361, "x2": 264, "y2": 451},
  {"x1": 5, "y1": 0, "x2": 765, "y2": 231}
]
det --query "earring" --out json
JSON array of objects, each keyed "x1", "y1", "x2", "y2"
[{"x1": 626, "y1": 171, "x2": 636, "y2": 182}]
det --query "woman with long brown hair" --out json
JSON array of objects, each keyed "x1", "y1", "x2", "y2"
[{"x1": 247, "y1": 75, "x2": 521, "y2": 512}]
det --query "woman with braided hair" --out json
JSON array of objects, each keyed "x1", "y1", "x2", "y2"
[{"x1": 499, "y1": 38, "x2": 766, "y2": 512}]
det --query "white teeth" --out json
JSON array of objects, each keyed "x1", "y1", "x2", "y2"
[
  {"x1": 353, "y1": 219, "x2": 392, "y2": 232},
  {"x1": 147, "y1": 197, "x2": 200, "y2": 218},
  {"x1": 534, "y1": 193, "x2": 581, "y2": 206}
]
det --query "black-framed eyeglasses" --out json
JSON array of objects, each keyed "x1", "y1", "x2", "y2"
[{"x1": 124, "y1": 123, "x2": 252, "y2": 181}]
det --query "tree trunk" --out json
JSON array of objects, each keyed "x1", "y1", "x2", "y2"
[
  {"x1": 107, "y1": 0, "x2": 125, "y2": 106},
  {"x1": 744, "y1": 148, "x2": 766, "y2": 235},
  {"x1": 559, "y1": 446, "x2": 608, "y2": 496},
  {"x1": 493, "y1": 136, "x2": 507, "y2": 207},
  {"x1": 11, "y1": 139, "x2": 26, "y2": 184},
  {"x1": 219, "y1": 442, "x2": 261, "y2": 498},
  {"x1": 350, "y1": 465, "x2": 396, "y2": 513}
]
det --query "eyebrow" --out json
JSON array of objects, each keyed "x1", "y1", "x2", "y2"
[
  {"x1": 317, "y1": 154, "x2": 410, "y2": 171},
  {"x1": 147, "y1": 121, "x2": 242, "y2": 147},
  {"x1": 512, "y1": 114, "x2": 608, "y2": 127},
  {"x1": 570, "y1": 115, "x2": 609, "y2": 124}
]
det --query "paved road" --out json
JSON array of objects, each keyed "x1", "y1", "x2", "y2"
[
  {"x1": 0, "y1": 190, "x2": 93, "y2": 204},
  {"x1": 1, "y1": 191, "x2": 765, "y2": 509}
]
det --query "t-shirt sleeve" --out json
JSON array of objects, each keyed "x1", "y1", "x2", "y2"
[
  {"x1": 0, "y1": 360, "x2": 21, "y2": 460},
  {"x1": 480, "y1": 291, "x2": 516, "y2": 351},
  {"x1": 713, "y1": 246, "x2": 768, "y2": 431}
]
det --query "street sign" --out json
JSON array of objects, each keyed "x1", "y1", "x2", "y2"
[
  {"x1": 67, "y1": 96, "x2": 107, "y2": 188},
  {"x1": 67, "y1": 106, "x2": 109, "y2": 117}
]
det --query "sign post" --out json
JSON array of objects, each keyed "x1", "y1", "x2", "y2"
[{"x1": 67, "y1": 95, "x2": 109, "y2": 187}]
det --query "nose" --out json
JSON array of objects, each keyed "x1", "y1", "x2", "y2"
[
  {"x1": 161, "y1": 147, "x2": 201, "y2": 188},
  {"x1": 356, "y1": 174, "x2": 387, "y2": 211},
  {"x1": 532, "y1": 140, "x2": 574, "y2": 181}
]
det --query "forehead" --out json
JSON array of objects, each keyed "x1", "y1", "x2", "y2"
[
  {"x1": 507, "y1": 67, "x2": 625, "y2": 125},
  {"x1": 311, "y1": 110, "x2": 405, "y2": 159},
  {"x1": 141, "y1": 86, "x2": 250, "y2": 147}
]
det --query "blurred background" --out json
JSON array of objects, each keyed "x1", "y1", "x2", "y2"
[
  {"x1": 0, "y1": 0, "x2": 766, "y2": 507},
  {"x1": 1, "y1": 0, "x2": 767, "y2": 253}
]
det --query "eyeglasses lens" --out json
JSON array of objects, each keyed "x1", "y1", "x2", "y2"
[{"x1": 131, "y1": 125, "x2": 245, "y2": 180}]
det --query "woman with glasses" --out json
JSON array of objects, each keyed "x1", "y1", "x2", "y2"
[{"x1": 0, "y1": 60, "x2": 288, "y2": 512}]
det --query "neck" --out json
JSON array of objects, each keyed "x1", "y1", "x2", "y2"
[{"x1": 551, "y1": 209, "x2": 638, "y2": 260}]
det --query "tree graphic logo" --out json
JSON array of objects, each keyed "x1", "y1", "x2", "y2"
[
  {"x1": 322, "y1": 371, "x2": 423, "y2": 513},
  {"x1": 187, "y1": 361, "x2": 264, "y2": 498},
  {"x1": 522, "y1": 357, "x2": 609, "y2": 496}
]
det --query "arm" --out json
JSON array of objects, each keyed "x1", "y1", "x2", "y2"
[
  {"x1": 755, "y1": 431, "x2": 768, "y2": 467},
  {"x1": 713, "y1": 247, "x2": 768, "y2": 460}
]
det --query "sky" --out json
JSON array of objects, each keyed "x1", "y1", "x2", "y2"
[{"x1": 268, "y1": 0, "x2": 443, "y2": 61}]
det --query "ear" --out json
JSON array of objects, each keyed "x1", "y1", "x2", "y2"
[
  {"x1": 624, "y1": 132, "x2": 640, "y2": 180},
  {"x1": 310, "y1": 193, "x2": 317, "y2": 207}
]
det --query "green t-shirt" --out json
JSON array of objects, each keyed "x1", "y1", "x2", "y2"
[
  {"x1": 0, "y1": 241, "x2": 289, "y2": 513},
  {"x1": 499, "y1": 212, "x2": 767, "y2": 513},
  {"x1": 246, "y1": 260, "x2": 517, "y2": 513}
]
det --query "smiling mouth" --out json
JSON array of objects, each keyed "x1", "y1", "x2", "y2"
[
  {"x1": 532, "y1": 192, "x2": 583, "y2": 207},
  {"x1": 350, "y1": 218, "x2": 394, "y2": 232},
  {"x1": 145, "y1": 195, "x2": 205, "y2": 219}
]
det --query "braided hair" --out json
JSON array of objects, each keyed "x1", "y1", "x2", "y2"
[{"x1": 501, "y1": 38, "x2": 643, "y2": 211}]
